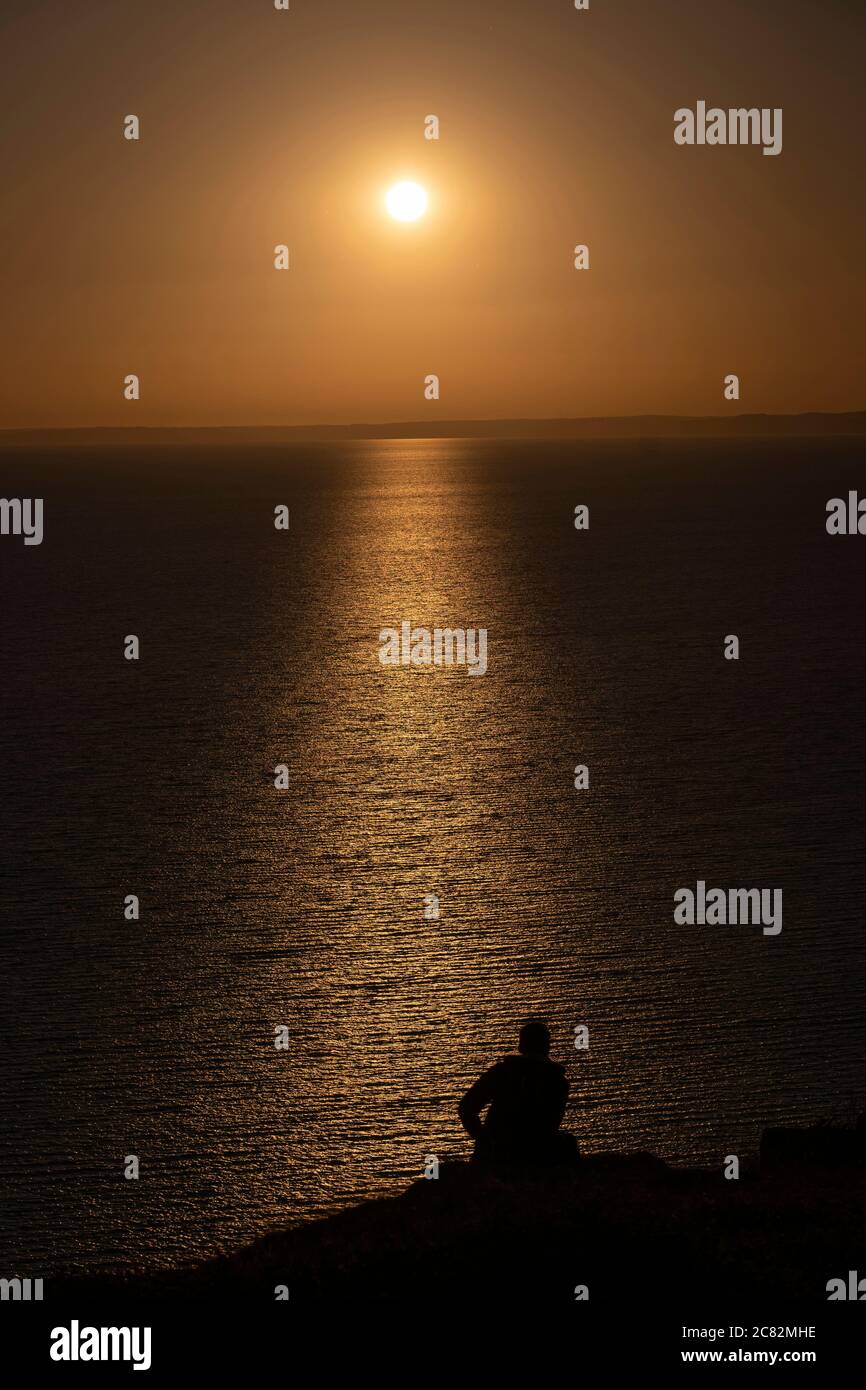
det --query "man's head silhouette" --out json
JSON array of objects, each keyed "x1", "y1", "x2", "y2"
[{"x1": 518, "y1": 1019, "x2": 551, "y2": 1057}]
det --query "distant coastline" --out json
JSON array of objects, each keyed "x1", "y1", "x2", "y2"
[{"x1": 2, "y1": 410, "x2": 866, "y2": 446}]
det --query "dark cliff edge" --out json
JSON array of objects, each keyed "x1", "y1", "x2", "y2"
[{"x1": 49, "y1": 1126, "x2": 866, "y2": 1308}]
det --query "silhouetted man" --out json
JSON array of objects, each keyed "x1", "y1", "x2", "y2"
[{"x1": 458, "y1": 1021, "x2": 578, "y2": 1166}]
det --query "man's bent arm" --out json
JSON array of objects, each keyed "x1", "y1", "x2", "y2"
[{"x1": 458, "y1": 1067, "x2": 497, "y2": 1139}]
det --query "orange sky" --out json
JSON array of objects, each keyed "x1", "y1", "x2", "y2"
[{"x1": 2, "y1": 0, "x2": 864, "y2": 427}]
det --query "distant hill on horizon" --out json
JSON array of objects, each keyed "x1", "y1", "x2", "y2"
[{"x1": 2, "y1": 410, "x2": 866, "y2": 446}]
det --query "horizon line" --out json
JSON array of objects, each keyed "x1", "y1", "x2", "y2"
[{"x1": 2, "y1": 408, "x2": 866, "y2": 444}]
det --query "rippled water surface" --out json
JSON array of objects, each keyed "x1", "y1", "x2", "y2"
[{"x1": 1, "y1": 437, "x2": 865, "y2": 1274}]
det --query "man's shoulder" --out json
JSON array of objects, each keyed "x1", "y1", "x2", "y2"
[
  {"x1": 482, "y1": 1055, "x2": 521, "y2": 1084},
  {"x1": 547, "y1": 1059, "x2": 568, "y2": 1088},
  {"x1": 475, "y1": 1058, "x2": 513, "y2": 1083}
]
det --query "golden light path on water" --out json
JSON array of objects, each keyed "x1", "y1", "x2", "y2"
[
  {"x1": 213, "y1": 439, "x2": 687, "y2": 1233},
  {"x1": 264, "y1": 439, "x2": 553, "y2": 1197}
]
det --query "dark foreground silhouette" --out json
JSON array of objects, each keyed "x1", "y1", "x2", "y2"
[
  {"x1": 458, "y1": 1020, "x2": 578, "y2": 1167},
  {"x1": 52, "y1": 1118, "x2": 866, "y2": 1308}
]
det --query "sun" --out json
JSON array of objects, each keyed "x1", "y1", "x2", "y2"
[{"x1": 385, "y1": 181, "x2": 428, "y2": 222}]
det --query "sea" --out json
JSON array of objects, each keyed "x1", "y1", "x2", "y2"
[{"x1": 1, "y1": 436, "x2": 865, "y2": 1275}]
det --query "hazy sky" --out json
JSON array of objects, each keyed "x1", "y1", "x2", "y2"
[{"x1": 2, "y1": 0, "x2": 864, "y2": 427}]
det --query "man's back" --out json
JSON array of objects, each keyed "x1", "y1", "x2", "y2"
[{"x1": 459, "y1": 1052, "x2": 569, "y2": 1163}]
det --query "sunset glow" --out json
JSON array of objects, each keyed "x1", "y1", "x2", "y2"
[{"x1": 385, "y1": 180, "x2": 428, "y2": 222}]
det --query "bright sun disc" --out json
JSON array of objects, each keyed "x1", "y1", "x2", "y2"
[{"x1": 386, "y1": 181, "x2": 427, "y2": 221}]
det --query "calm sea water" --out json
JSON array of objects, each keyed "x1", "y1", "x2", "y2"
[{"x1": 1, "y1": 437, "x2": 865, "y2": 1275}]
